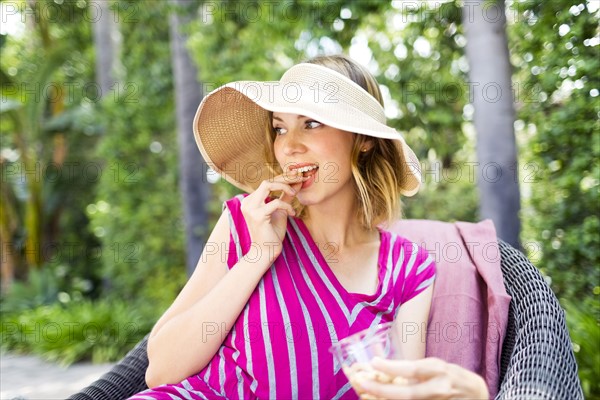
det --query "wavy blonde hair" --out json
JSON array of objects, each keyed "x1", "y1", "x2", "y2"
[{"x1": 264, "y1": 54, "x2": 408, "y2": 230}]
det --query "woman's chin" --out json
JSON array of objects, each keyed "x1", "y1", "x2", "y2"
[{"x1": 295, "y1": 192, "x2": 316, "y2": 207}]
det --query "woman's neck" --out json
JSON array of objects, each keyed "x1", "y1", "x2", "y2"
[{"x1": 302, "y1": 201, "x2": 378, "y2": 250}]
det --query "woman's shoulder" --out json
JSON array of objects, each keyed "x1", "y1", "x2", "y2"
[
  {"x1": 379, "y1": 227, "x2": 436, "y2": 267},
  {"x1": 379, "y1": 228, "x2": 436, "y2": 302},
  {"x1": 221, "y1": 193, "x2": 250, "y2": 217},
  {"x1": 222, "y1": 193, "x2": 248, "y2": 208}
]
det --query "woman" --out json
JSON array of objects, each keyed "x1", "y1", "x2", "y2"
[{"x1": 130, "y1": 55, "x2": 486, "y2": 399}]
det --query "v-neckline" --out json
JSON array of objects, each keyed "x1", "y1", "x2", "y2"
[{"x1": 294, "y1": 217, "x2": 389, "y2": 303}]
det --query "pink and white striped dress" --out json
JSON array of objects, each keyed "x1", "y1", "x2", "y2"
[{"x1": 131, "y1": 194, "x2": 436, "y2": 400}]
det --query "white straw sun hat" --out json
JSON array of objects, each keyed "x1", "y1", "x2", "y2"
[{"x1": 193, "y1": 62, "x2": 422, "y2": 195}]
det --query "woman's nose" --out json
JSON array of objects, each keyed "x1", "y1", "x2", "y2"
[{"x1": 281, "y1": 130, "x2": 306, "y2": 155}]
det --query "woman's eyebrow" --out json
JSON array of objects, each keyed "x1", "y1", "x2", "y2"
[{"x1": 272, "y1": 115, "x2": 308, "y2": 122}]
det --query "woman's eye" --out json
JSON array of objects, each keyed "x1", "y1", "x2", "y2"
[
  {"x1": 305, "y1": 120, "x2": 322, "y2": 129},
  {"x1": 273, "y1": 126, "x2": 287, "y2": 135}
]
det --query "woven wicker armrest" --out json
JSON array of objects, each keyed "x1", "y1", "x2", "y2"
[
  {"x1": 68, "y1": 335, "x2": 149, "y2": 400},
  {"x1": 496, "y1": 240, "x2": 583, "y2": 399}
]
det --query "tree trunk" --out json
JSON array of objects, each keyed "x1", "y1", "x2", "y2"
[
  {"x1": 463, "y1": 0, "x2": 521, "y2": 248},
  {"x1": 92, "y1": 0, "x2": 120, "y2": 97},
  {"x1": 92, "y1": 0, "x2": 120, "y2": 291},
  {"x1": 169, "y1": 0, "x2": 211, "y2": 276}
]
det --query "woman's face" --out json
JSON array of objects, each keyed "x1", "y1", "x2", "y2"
[{"x1": 272, "y1": 112, "x2": 355, "y2": 206}]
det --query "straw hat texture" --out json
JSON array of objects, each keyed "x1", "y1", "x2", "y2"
[{"x1": 193, "y1": 63, "x2": 422, "y2": 195}]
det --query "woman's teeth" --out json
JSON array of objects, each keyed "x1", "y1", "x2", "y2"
[{"x1": 296, "y1": 165, "x2": 318, "y2": 174}]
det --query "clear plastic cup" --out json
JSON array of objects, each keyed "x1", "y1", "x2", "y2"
[{"x1": 329, "y1": 322, "x2": 406, "y2": 399}]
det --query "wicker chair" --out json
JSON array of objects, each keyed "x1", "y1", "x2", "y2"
[{"x1": 69, "y1": 240, "x2": 583, "y2": 400}]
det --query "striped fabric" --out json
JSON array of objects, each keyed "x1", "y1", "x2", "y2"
[{"x1": 131, "y1": 194, "x2": 436, "y2": 400}]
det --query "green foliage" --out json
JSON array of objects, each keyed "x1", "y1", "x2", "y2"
[
  {"x1": 366, "y1": 1, "x2": 467, "y2": 164},
  {"x1": 0, "y1": 0, "x2": 103, "y2": 292},
  {"x1": 404, "y1": 161, "x2": 479, "y2": 222},
  {"x1": 0, "y1": 268, "x2": 60, "y2": 314},
  {"x1": 2, "y1": 0, "x2": 187, "y2": 366},
  {"x1": 506, "y1": 3, "x2": 599, "y2": 394},
  {"x1": 89, "y1": 1, "x2": 186, "y2": 300},
  {"x1": 562, "y1": 295, "x2": 600, "y2": 398},
  {"x1": 509, "y1": 0, "x2": 600, "y2": 301},
  {"x1": 1, "y1": 298, "x2": 154, "y2": 365},
  {"x1": 364, "y1": 1, "x2": 479, "y2": 222}
]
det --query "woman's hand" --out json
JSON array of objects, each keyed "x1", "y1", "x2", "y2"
[
  {"x1": 357, "y1": 357, "x2": 489, "y2": 400},
  {"x1": 240, "y1": 170, "x2": 306, "y2": 266}
]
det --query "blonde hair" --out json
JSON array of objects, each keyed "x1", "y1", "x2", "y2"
[{"x1": 264, "y1": 54, "x2": 408, "y2": 230}]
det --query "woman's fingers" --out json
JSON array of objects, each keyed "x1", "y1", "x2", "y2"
[
  {"x1": 361, "y1": 358, "x2": 489, "y2": 400},
  {"x1": 371, "y1": 357, "x2": 447, "y2": 380},
  {"x1": 358, "y1": 375, "x2": 456, "y2": 400},
  {"x1": 252, "y1": 172, "x2": 305, "y2": 202},
  {"x1": 369, "y1": 357, "x2": 415, "y2": 377},
  {"x1": 262, "y1": 198, "x2": 296, "y2": 217},
  {"x1": 251, "y1": 181, "x2": 296, "y2": 203},
  {"x1": 276, "y1": 170, "x2": 308, "y2": 202},
  {"x1": 356, "y1": 378, "x2": 408, "y2": 399},
  {"x1": 280, "y1": 181, "x2": 304, "y2": 203},
  {"x1": 237, "y1": 172, "x2": 308, "y2": 265}
]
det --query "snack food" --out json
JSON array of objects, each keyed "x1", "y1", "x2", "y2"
[{"x1": 342, "y1": 362, "x2": 408, "y2": 400}]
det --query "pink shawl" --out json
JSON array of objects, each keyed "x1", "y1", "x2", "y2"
[{"x1": 388, "y1": 219, "x2": 511, "y2": 399}]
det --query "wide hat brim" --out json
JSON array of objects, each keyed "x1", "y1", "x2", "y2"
[{"x1": 193, "y1": 63, "x2": 422, "y2": 195}]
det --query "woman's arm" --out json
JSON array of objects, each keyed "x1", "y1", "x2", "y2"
[
  {"x1": 145, "y1": 173, "x2": 303, "y2": 388},
  {"x1": 144, "y1": 211, "x2": 272, "y2": 388},
  {"x1": 393, "y1": 285, "x2": 434, "y2": 360}
]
